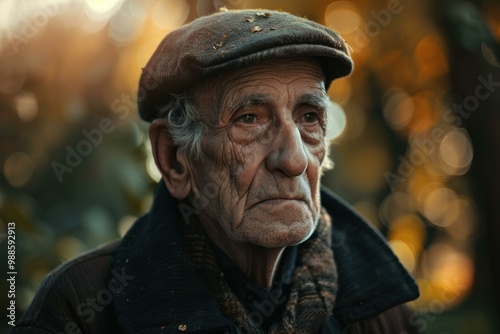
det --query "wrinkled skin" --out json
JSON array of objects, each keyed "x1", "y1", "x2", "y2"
[{"x1": 151, "y1": 58, "x2": 330, "y2": 287}]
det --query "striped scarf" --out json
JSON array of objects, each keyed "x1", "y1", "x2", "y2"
[{"x1": 182, "y1": 208, "x2": 337, "y2": 333}]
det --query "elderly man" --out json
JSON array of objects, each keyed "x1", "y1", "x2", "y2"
[{"x1": 15, "y1": 9, "x2": 419, "y2": 334}]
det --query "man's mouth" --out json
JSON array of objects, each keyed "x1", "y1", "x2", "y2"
[{"x1": 248, "y1": 197, "x2": 306, "y2": 210}]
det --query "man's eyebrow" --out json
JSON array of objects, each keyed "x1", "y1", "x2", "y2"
[
  {"x1": 299, "y1": 93, "x2": 329, "y2": 110},
  {"x1": 230, "y1": 94, "x2": 270, "y2": 112}
]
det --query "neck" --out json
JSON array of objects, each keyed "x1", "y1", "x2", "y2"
[{"x1": 198, "y1": 214, "x2": 285, "y2": 289}]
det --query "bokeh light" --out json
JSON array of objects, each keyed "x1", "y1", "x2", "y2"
[
  {"x1": 423, "y1": 187, "x2": 460, "y2": 226},
  {"x1": 0, "y1": 1, "x2": 496, "y2": 333},
  {"x1": 439, "y1": 128, "x2": 474, "y2": 174},
  {"x1": 414, "y1": 34, "x2": 449, "y2": 78},
  {"x1": 4, "y1": 152, "x2": 35, "y2": 188},
  {"x1": 327, "y1": 101, "x2": 347, "y2": 141},
  {"x1": 324, "y1": 1, "x2": 361, "y2": 35},
  {"x1": 383, "y1": 87, "x2": 415, "y2": 132},
  {"x1": 151, "y1": 0, "x2": 190, "y2": 31},
  {"x1": 85, "y1": 0, "x2": 122, "y2": 15}
]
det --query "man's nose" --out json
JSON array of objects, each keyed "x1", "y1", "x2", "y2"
[{"x1": 265, "y1": 122, "x2": 308, "y2": 177}]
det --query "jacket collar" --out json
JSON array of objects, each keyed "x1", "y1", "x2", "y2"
[
  {"x1": 321, "y1": 186, "x2": 419, "y2": 327},
  {"x1": 111, "y1": 182, "x2": 419, "y2": 333}
]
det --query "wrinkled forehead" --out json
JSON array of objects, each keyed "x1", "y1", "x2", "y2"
[{"x1": 191, "y1": 57, "x2": 327, "y2": 117}]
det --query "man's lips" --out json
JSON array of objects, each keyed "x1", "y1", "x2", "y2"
[{"x1": 247, "y1": 197, "x2": 306, "y2": 210}]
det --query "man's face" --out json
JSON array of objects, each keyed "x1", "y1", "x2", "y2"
[{"x1": 187, "y1": 58, "x2": 328, "y2": 248}]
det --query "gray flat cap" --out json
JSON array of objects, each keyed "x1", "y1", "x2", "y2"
[{"x1": 138, "y1": 9, "x2": 353, "y2": 122}]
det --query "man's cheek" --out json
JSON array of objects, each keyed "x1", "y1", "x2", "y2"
[
  {"x1": 225, "y1": 141, "x2": 249, "y2": 169},
  {"x1": 228, "y1": 157, "x2": 259, "y2": 198},
  {"x1": 304, "y1": 140, "x2": 325, "y2": 162},
  {"x1": 314, "y1": 142, "x2": 327, "y2": 163}
]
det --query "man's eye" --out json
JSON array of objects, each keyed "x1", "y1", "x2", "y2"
[
  {"x1": 236, "y1": 114, "x2": 257, "y2": 124},
  {"x1": 303, "y1": 112, "x2": 319, "y2": 123}
]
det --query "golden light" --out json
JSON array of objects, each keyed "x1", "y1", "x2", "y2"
[
  {"x1": 0, "y1": 0, "x2": 15, "y2": 33},
  {"x1": 379, "y1": 191, "x2": 418, "y2": 228},
  {"x1": 372, "y1": 51, "x2": 417, "y2": 89},
  {"x1": 85, "y1": 0, "x2": 123, "y2": 15},
  {"x1": 419, "y1": 243, "x2": 474, "y2": 309},
  {"x1": 136, "y1": 38, "x2": 163, "y2": 68},
  {"x1": 414, "y1": 34, "x2": 449, "y2": 78},
  {"x1": 80, "y1": 15, "x2": 109, "y2": 34},
  {"x1": 328, "y1": 78, "x2": 352, "y2": 106},
  {"x1": 382, "y1": 87, "x2": 414, "y2": 131},
  {"x1": 0, "y1": 58, "x2": 26, "y2": 95},
  {"x1": 107, "y1": 1, "x2": 148, "y2": 45},
  {"x1": 14, "y1": 91, "x2": 38, "y2": 122},
  {"x1": 151, "y1": 0, "x2": 190, "y2": 31},
  {"x1": 324, "y1": 1, "x2": 361, "y2": 35},
  {"x1": 389, "y1": 240, "x2": 416, "y2": 273},
  {"x1": 407, "y1": 167, "x2": 437, "y2": 201},
  {"x1": 423, "y1": 187, "x2": 460, "y2": 227},
  {"x1": 407, "y1": 91, "x2": 440, "y2": 134},
  {"x1": 415, "y1": 181, "x2": 444, "y2": 214},
  {"x1": 439, "y1": 128, "x2": 474, "y2": 175},
  {"x1": 113, "y1": 48, "x2": 143, "y2": 91},
  {"x1": 387, "y1": 213, "x2": 426, "y2": 274},
  {"x1": 437, "y1": 197, "x2": 462, "y2": 229},
  {"x1": 324, "y1": 1, "x2": 367, "y2": 52},
  {"x1": 4, "y1": 152, "x2": 34, "y2": 188},
  {"x1": 446, "y1": 199, "x2": 477, "y2": 239},
  {"x1": 83, "y1": 0, "x2": 124, "y2": 33},
  {"x1": 388, "y1": 214, "x2": 426, "y2": 256}
]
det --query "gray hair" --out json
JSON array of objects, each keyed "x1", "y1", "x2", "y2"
[
  {"x1": 158, "y1": 94, "x2": 336, "y2": 171},
  {"x1": 158, "y1": 94, "x2": 205, "y2": 160}
]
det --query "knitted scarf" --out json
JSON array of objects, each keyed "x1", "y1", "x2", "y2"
[{"x1": 182, "y1": 208, "x2": 337, "y2": 334}]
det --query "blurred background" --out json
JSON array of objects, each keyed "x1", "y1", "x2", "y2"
[{"x1": 0, "y1": 0, "x2": 499, "y2": 333}]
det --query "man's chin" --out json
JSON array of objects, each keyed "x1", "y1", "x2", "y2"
[{"x1": 241, "y1": 220, "x2": 317, "y2": 248}]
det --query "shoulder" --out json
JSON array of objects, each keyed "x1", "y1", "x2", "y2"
[{"x1": 14, "y1": 241, "x2": 120, "y2": 333}]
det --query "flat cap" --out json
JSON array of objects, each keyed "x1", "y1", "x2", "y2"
[{"x1": 138, "y1": 9, "x2": 353, "y2": 122}]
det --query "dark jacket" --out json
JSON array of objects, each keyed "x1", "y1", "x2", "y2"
[{"x1": 13, "y1": 183, "x2": 420, "y2": 333}]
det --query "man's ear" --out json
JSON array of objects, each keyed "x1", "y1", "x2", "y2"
[{"x1": 149, "y1": 119, "x2": 191, "y2": 199}]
